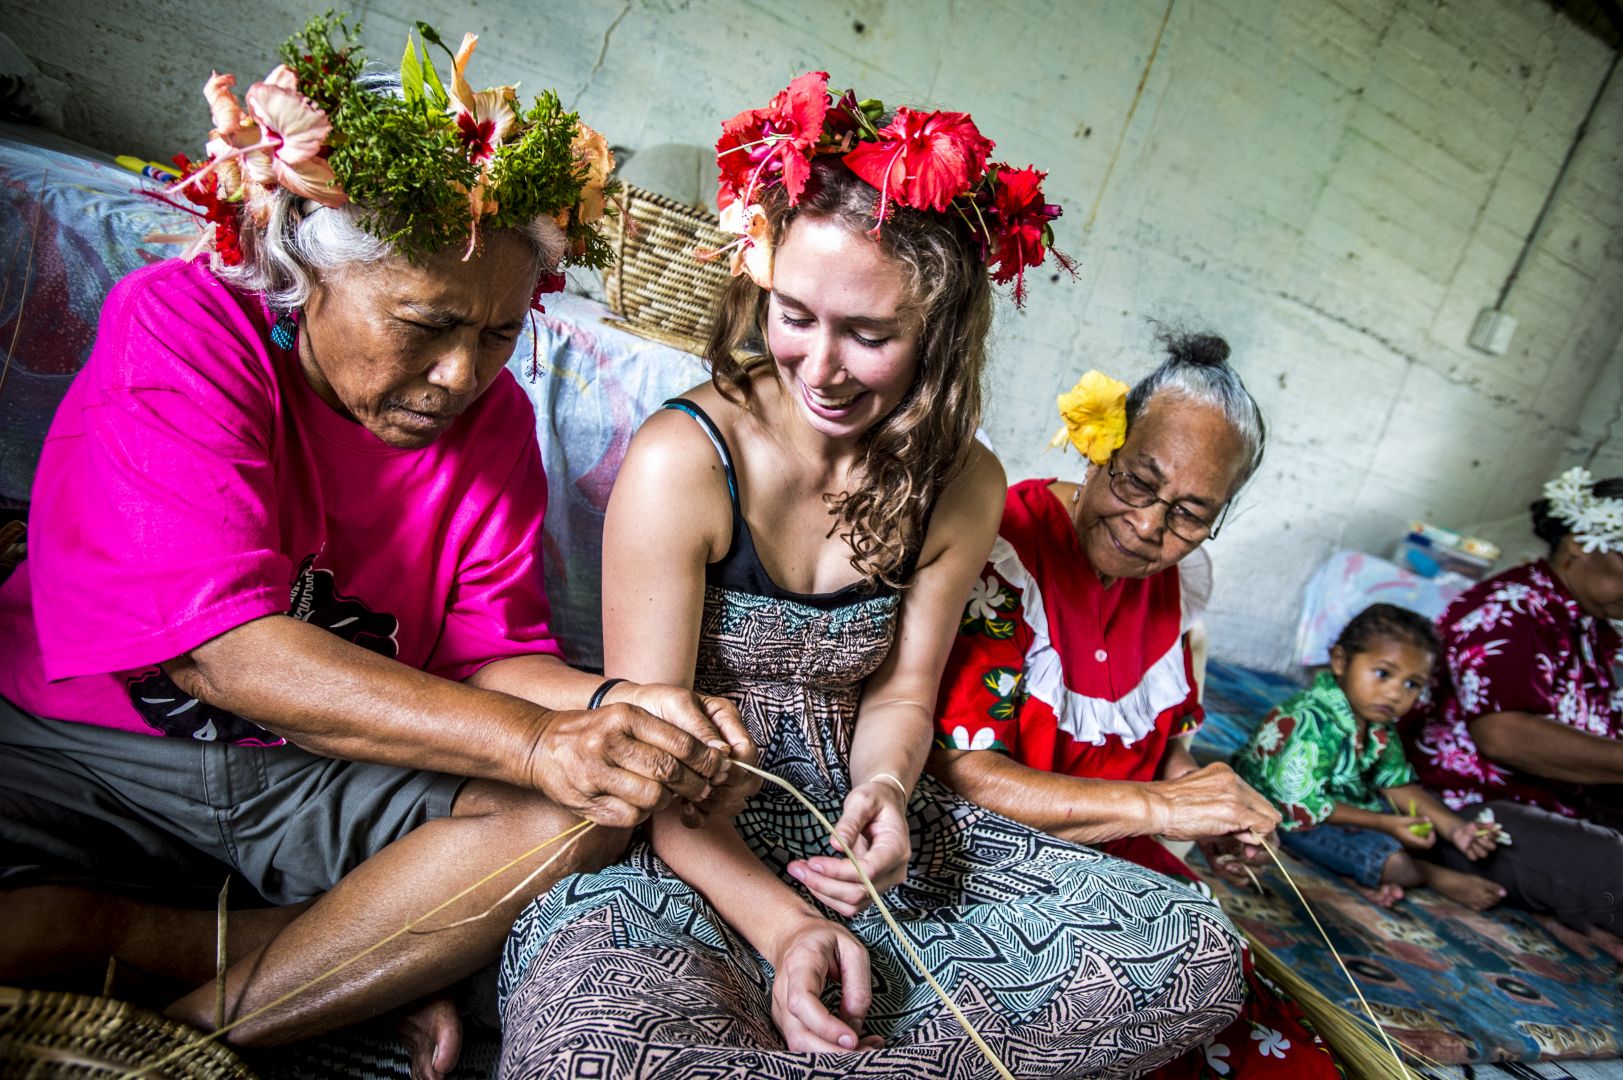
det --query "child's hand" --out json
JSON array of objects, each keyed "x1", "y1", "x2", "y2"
[
  {"x1": 1450, "y1": 821, "x2": 1498, "y2": 860},
  {"x1": 1385, "y1": 814, "x2": 1436, "y2": 849}
]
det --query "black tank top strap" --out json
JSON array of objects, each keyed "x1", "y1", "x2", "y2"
[
  {"x1": 661, "y1": 398, "x2": 741, "y2": 560},
  {"x1": 659, "y1": 397, "x2": 894, "y2": 609}
]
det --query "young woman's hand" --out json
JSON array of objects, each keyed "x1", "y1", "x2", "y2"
[
  {"x1": 786, "y1": 780, "x2": 911, "y2": 916},
  {"x1": 766, "y1": 913, "x2": 883, "y2": 1053},
  {"x1": 1449, "y1": 820, "x2": 1498, "y2": 860},
  {"x1": 1197, "y1": 830, "x2": 1276, "y2": 886},
  {"x1": 1383, "y1": 814, "x2": 1437, "y2": 850}
]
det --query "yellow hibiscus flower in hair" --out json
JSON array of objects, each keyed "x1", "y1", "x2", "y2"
[{"x1": 1049, "y1": 370, "x2": 1128, "y2": 464}]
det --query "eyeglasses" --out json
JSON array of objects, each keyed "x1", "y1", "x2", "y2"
[{"x1": 1105, "y1": 458, "x2": 1230, "y2": 542}]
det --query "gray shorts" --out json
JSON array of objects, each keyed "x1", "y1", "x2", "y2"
[{"x1": 0, "y1": 695, "x2": 465, "y2": 905}]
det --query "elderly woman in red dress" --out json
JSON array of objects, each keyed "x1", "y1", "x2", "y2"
[
  {"x1": 931, "y1": 333, "x2": 1341, "y2": 1078},
  {"x1": 1402, "y1": 468, "x2": 1623, "y2": 963}
]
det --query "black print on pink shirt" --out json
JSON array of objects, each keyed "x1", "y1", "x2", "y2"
[{"x1": 126, "y1": 556, "x2": 401, "y2": 741}]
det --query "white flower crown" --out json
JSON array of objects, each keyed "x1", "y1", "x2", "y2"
[{"x1": 1543, "y1": 466, "x2": 1623, "y2": 555}]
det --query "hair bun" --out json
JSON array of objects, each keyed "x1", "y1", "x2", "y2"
[
  {"x1": 1528, "y1": 496, "x2": 1567, "y2": 546},
  {"x1": 1164, "y1": 332, "x2": 1231, "y2": 368}
]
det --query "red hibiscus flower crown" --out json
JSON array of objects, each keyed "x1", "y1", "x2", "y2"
[{"x1": 707, "y1": 72, "x2": 1073, "y2": 306}]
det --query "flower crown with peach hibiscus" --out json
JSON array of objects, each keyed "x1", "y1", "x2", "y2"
[
  {"x1": 706, "y1": 72, "x2": 1073, "y2": 305},
  {"x1": 161, "y1": 13, "x2": 616, "y2": 282}
]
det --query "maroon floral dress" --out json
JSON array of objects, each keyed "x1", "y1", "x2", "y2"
[{"x1": 1402, "y1": 559, "x2": 1623, "y2": 817}]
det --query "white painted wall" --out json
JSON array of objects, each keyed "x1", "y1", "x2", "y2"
[{"x1": 4, "y1": 0, "x2": 1621, "y2": 671}]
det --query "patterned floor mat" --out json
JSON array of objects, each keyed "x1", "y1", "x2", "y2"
[{"x1": 1192, "y1": 661, "x2": 1623, "y2": 1065}]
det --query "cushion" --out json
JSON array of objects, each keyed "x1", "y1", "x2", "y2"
[{"x1": 0, "y1": 129, "x2": 190, "y2": 504}]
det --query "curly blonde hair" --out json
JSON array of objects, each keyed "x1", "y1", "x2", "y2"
[{"x1": 704, "y1": 159, "x2": 993, "y2": 588}]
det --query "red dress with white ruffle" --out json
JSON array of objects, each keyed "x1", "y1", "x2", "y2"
[{"x1": 936, "y1": 479, "x2": 1341, "y2": 1079}]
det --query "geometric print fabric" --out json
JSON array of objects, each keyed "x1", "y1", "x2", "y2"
[{"x1": 499, "y1": 585, "x2": 1245, "y2": 1076}]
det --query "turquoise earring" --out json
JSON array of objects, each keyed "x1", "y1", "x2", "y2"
[{"x1": 271, "y1": 309, "x2": 299, "y2": 351}]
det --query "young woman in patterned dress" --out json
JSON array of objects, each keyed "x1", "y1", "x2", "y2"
[{"x1": 498, "y1": 79, "x2": 1248, "y2": 1077}]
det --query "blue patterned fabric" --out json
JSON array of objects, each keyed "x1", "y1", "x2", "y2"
[
  {"x1": 1192, "y1": 660, "x2": 1623, "y2": 1064},
  {"x1": 0, "y1": 130, "x2": 191, "y2": 504}
]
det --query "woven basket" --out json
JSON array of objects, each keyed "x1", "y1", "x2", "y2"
[
  {"x1": 0, "y1": 987, "x2": 257, "y2": 1079},
  {"x1": 601, "y1": 185, "x2": 733, "y2": 355}
]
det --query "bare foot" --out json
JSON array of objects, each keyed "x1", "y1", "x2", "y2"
[
  {"x1": 1582, "y1": 924, "x2": 1623, "y2": 964},
  {"x1": 1420, "y1": 865, "x2": 1505, "y2": 911},
  {"x1": 1537, "y1": 914, "x2": 1600, "y2": 960},
  {"x1": 1354, "y1": 882, "x2": 1404, "y2": 908},
  {"x1": 396, "y1": 993, "x2": 461, "y2": 1080}
]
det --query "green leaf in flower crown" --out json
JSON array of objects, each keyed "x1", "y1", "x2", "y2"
[
  {"x1": 421, "y1": 48, "x2": 448, "y2": 110},
  {"x1": 400, "y1": 34, "x2": 424, "y2": 107}
]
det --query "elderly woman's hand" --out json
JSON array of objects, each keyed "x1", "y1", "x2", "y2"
[
  {"x1": 524, "y1": 698, "x2": 736, "y2": 828},
  {"x1": 1197, "y1": 831, "x2": 1276, "y2": 886},
  {"x1": 610, "y1": 682, "x2": 762, "y2": 825},
  {"x1": 1147, "y1": 762, "x2": 1282, "y2": 843}
]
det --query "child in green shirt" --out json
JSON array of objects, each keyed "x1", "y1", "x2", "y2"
[{"x1": 1235, "y1": 604, "x2": 1505, "y2": 909}]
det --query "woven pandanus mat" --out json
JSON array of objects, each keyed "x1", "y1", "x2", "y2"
[{"x1": 0, "y1": 986, "x2": 257, "y2": 1079}]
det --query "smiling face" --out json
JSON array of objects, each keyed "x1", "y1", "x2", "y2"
[
  {"x1": 1073, "y1": 392, "x2": 1249, "y2": 582},
  {"x1": 763, "y1": 215, "x2": 922, "y2": 444},
  {"x1": 1331, "y1": 635, "x2": 1435, "y2": 726},
  {"x1": 298, "y1": 230, "x2": 536, "y2": 449}
]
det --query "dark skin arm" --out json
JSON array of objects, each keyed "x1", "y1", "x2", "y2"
[
  {"x1": 927, "y1": 743, "x2": 1279, "y2": 847},
  {"x1": 1470, "y1": 711, "x2": 1623, "y2": 785},
  {"x1": 164, "y1": 613, "x2": 729, "y2": 827}
]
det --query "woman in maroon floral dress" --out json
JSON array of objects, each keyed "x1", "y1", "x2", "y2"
[{"x1": 1402, "y1": 468, "x2": 1623, "y2": 962}]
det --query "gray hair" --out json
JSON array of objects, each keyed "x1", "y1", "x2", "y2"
[
  {"x1": 211, "y1": 197, "x2": 566, "y2": 311},
  {"x1": 1126, "y1": 331, "x2": 1266, "y2": 489},
  {"x1": 208, "y1": 70, "x2": 567, "y2": 310}
]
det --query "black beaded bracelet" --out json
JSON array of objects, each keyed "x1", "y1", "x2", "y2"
[{"x1": 587, "y1": 677, "x2": 626, "y2": 710}]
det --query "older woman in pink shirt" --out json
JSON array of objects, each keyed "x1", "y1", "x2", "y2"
[{"x1": 0, "y1": 21, "x2": 749, "y2": 1078}]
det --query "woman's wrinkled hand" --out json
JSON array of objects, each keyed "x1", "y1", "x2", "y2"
[
  {"x1": 523, "y1": 697, "x2": 733, "y2": 828},
  {"x1": 1148, "y1": 763, "x2": 1282, "y2": 843},
  {"x1": 767, "y1": 914, "x2": 883, "y2": 1053},
  {"x1": 786, "y1": 780, "x2": 910, "y2": 916},
  {"x1": 609, "y1": 683, "x2": 761, "y2": 826}
]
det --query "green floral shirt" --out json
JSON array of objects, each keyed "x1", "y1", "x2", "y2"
[{"x1": 1233, "y1": 671, "x2": 1417, "y2": 830}]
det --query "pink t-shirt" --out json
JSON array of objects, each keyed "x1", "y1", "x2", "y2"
[{"x1": 0, "y1": 259, "x2": 561, "y2": 744}]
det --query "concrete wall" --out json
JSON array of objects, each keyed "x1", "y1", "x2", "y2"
[{"x1": 4, "y1": 0, "x2": 1621, "y2": 670}]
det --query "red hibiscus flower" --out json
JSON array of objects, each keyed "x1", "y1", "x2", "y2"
[
  {"x1": 842, "y1": 107, "x2": 994, "y2": 218},
  {"x1": 167, "y1": 153, "x2": 245, "y2": 265},
  {"x1": 530, "y1": 270, "x2": 567, "y2": 313},
  {"x1": 979, "y1": 163, "x2": 1071, "y2": 305},
  {"x1": 457, "y1": 110, "x2": 498, "y2": 163},
  {"x1": 716, "y1": 71, "x2": 830, "y2": 207}
]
